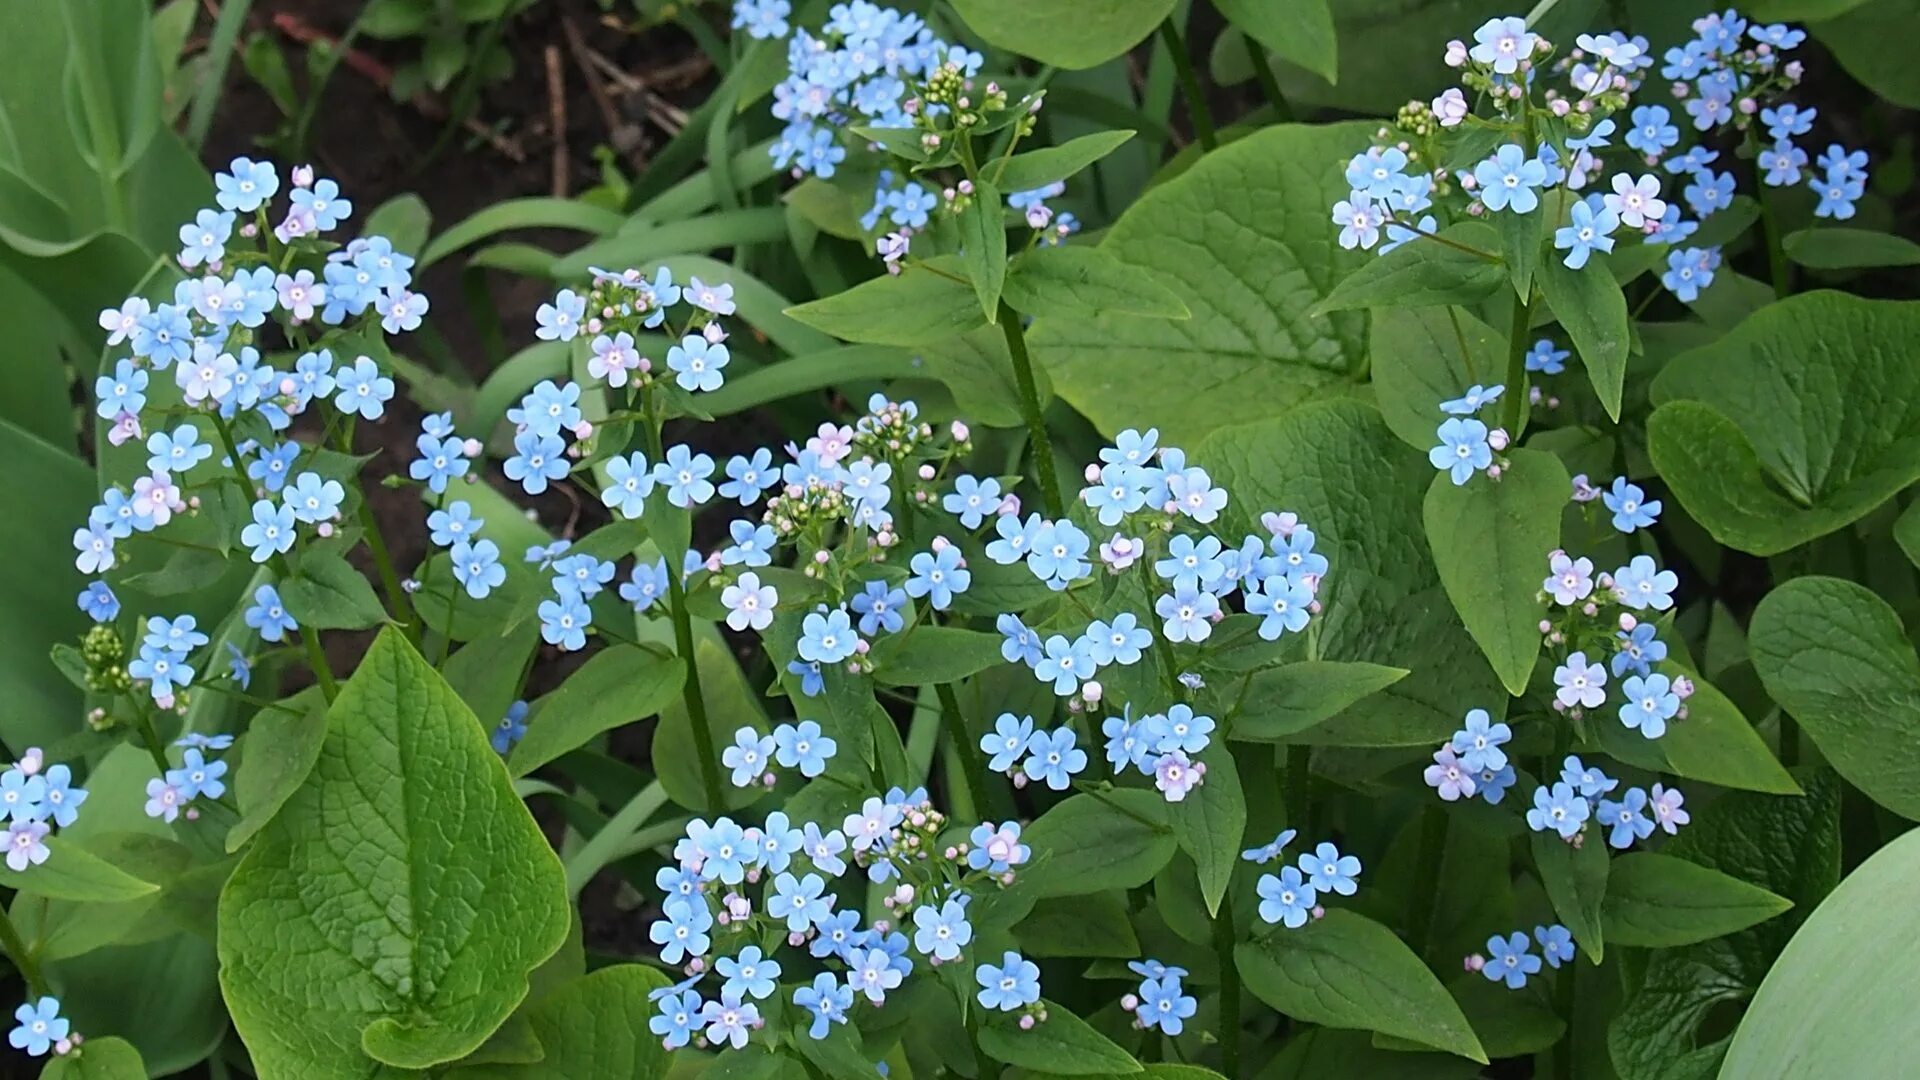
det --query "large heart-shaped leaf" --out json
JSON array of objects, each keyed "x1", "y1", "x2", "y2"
[
  {"x1": 1201, "y1": 400, "x2": 1502, "y2": 745},
  {"x1": 1031, "y1": 123, "x2": 1374, "y2": 445},
  {"x1": 218, "y1": 628, "x2": 570, "y2": 1078},
  {"x1": 949, "y1": 0, "x2": 1176, "y2": 69},
  {"x1": 448, "y1": 965, "x2": 671, "y2": 1079},
  {"x1": 1647, "y1": 292, "x2": 1920, "y2": 554},
  {"x1": 1749, "y1": 576, "x2": 1920, "y2": 818}
]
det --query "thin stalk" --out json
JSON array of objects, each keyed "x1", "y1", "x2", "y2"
[
  {"x1": 0, "y1": 906, "x2": 46, "y2": 998},
  {"x1": 1758, "y1": 191, "x2": 1790, "y2": 299},
  {"x1": 641, "y1": 392, "x2": 725, "y2": 812},
  {"x1": 997, "y1": 302, "x2": 1064, "y2": 518},
  {"x1": 1406, "y1": 805, "x2": 1448, "y2": 959},
  {"x1": 210, "y1": 415, "x2": 338, "y2": 700},
  {"x1": 1501, "y1": 289, "x2": 1537, "y2": 436},
  {"x1": 60, "y1": 4, "x2": 128, "y2": 231},
  {"x1": 1213, "y1": 891, "x2": 1242, "y2": 1076},
  {"x1": 133, "y1": 706, "x2": 172, "y2": 776},
  {"x1": 1553, "y1": 962, "x2": 1577, "y2": 1080},
  {"x1": 357, "y1": 499, "x2": 417, "y2": 647},
  {"x1": 1284, "y1": 744, "x2": 1312, "y2": 836},
  {"x1": 1158, "y1": 19, "x2": 1218, "y2": 152},
  {"x1": 933, "y1": 682, "x2": 986, "y2": 820},
  {"x1": 1244, "y1": 45, "x2": 1295, "y2": 123}
]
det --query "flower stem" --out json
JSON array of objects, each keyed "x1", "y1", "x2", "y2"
[
  {"x1": 1406, "y1": 805, "x2": 1448, "y2": 960},
  {"x1": 1158, "y1": 18, "x2": 1218, "y2": 152},
  {"x1": 997, "y1": 302, "x2": 1064, "y2": 518},
  {"x1": 933, "y1": 681, "x2": 987, "y2": 821},
  {"x1": 1553, "y1": 960, "x2": 1577, "y2": 1079},
  {"x1": 1501, "y1": 289, "x2": 1537, "y2": 436},
  {"x1": 358, "y1": 499, "x2": 418, "y2": 647},
  {"x1": 1245, "y1": 45, "x2": 1294, "y2": 123},
  {"x1": 0, "y1": 905, "x2": 46, "y2": 998},
  {"x1": 1213, "y1": 891, "x2": 1242, "y2": 1076},
  {"x1": 1283, "y1": 744, "x2": 1313, "y2": 836}
]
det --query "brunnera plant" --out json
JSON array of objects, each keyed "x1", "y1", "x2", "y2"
[{"x1": 8, "y1": 1, "x2": 1920, "y2": 1078}]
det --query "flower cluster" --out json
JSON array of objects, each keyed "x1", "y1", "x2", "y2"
[
  {"x1": 1525, "y1": 755, "x2": 1689, "y2": 849},
  {"x1": 1121, "y1": 960, "x2": 1198, "y2": 1036},
  {"x1": 646, "y1": 791, "x2": 1050, "y2": 1051},
  {"x1": 8, "y1": 998, "x2": 70, "y2": 1059},
  {"x1": 1428, "y1": 384, "x2": 1511, "y2": 485},
  {"x1": 0, "y1": 749, "x2": 87, "y2": 873},
  {"x1": 1241, "y1": 829, "x2": 1366, "y2": 929},
  {"x1": 1469, "y1": 923, "x2": 1573, "y2": 990},
  {"x1": 1335, "y1": 10, "x2": 1869, "y2": 306}
]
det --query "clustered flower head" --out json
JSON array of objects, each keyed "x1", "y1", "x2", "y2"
[
  {"x1": 1334, "y1": 11, "x2": 1867, "y2": 307},
  {"x1": 1467, "y1": 923, "x2": 1574, "y2": 989},
  {"x1": 1242, "y1": 829, "x2": 1364, "y2": 930}
]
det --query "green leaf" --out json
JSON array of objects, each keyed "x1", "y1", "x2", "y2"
[
  {"x1": 0, "y1": 837, "x2": 159, "y2": 901},
  {"x1": 958, "y1": 178, "x2": 1008, "y2": 318},
  {"x1": 362, "y1": 193, "x2": 432, "y2": 258},
  {"x1": 281, "y1": 552, "x2": 388, "y2": 630},
  {"x1": 1215, "y1": 0, "x2": 1337, "y2": 82},
  {"x1": 949, "y1": 0, "x2": 1176, "y2": 68},
  {"x1": 1201, "y1": 401, "x2": 1502, "y2": 746},
  {"x1": 1531, "y1": 830, "x2": 1608, "y2": 963},
  {"x1": 977, "y1": 998, "x2": 1141, "y2": 1074},
  {"x1": 1031, "y1": 123, "x2": 1375, "y2": 444},
  {"x1": 653, "y1": 634, "x2": 767, "y2": 814},
  {"x1": 1423, "y1": 448, "x2": 1567, "y2": 696},
  {"x1": 869, "y1": 626, "x2": 1006, "y2": 686},
  {"x1": 1370, "y1": 306, "x2": 1506, "y2": 453},
  {"x1": 1236, "y1": 910, "x2": 1487, "y2": 1062},
  {"x1": 917, "y1": 325, "x2": 1050, "y2": 429},
  {"x1": 1019, "y1": 790, "x2": 1176, "y2": 899},
  {"x1": 1607, "y1": 660, "x2": 1800, "y2": 796},
  {"x1": 1816, "y1": 0, "x2": 1920, "y2": 109},
  {"x1": 226, "y1": 692, "x2": 328, "y2": 853},
  {"x1": 1784, "y1": 226, "x2": 1920, "y2": 269},
  {"x1": 1003, "y1": 246, "x2": 1190, "y2": 321},
  {"x1": 448, "y1": 965, "x2": 669, "y2": 1079},
  {"x1": 785, "y1": 257, "x2": 986, "y2": 346},
  {"x1": 1898, "y1": 500, "x2": 1920, "y2": 569},
  {"x1": 995, "y1": 131, "x2": 1137, "y2": 192},
  {"x1": 1603, "y1": 852, "x2": 1793, "y2": 948},
  {"x1": 40, "y1": 1036, "x2": 146, "y2": 1079},
  {"x1": 441, "y1": 622, "x2": 540, "y2": 741},
  {"x1": 1749, "y1": 576, "x2": 1920, "y2": 817},
  {"x1": 1228, "y1": 662, "x2": 1409, "y2": 741},
  {"x1": 217, "y1": 628, "x2": 570, "y2": 1077},
  {"x1": 1170, "y1": 742, "x2": 1245, "y2": 914},
  {"x1": 1750, "y1": 0, "x2": 1873, "y2": 19},
  {"x1": 1721, "y1": 825, "x2": 1920, "y2": 1075},
  {"x1": 419, "y1": 198, "x2": 623, "y2": 269},
  {"x1": 0, "y1": 422, "x2": 93, "y2": 751},
  {"x1": 1493, "y1": 203, "x2": 1544, "y2": 298},
  {"x1": 508, "y1": 645, "x2": 684, "y2": 777},
  {"x1": 1538, "y1": 252, "x2": 1630, "y2": 420},
  {"x1": 121, "y1": 545, "x2": 229, "y2": 596},
  {"x1": 781, "y1": 178, "x2": 865, "y2": 241},
  {"x1": 1647, "y1": 292, "x2": 1920, "y2": 554},
  {"x1": 702, "y1": 344, "x2": 918, "y2": 418},
  {"x1": 1012, "y1": 892, "x2": 1141, "y2": 958},
  {"x1": 1316, "y1": 224, "x2": 1504, "y2": 315}
]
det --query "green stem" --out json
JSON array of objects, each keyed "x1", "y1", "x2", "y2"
[
  {"x1": 1213, "y1": 891, "x2": 1242, "y2": 1077},
  {"x1": 997, "y1": 302, "x2": 1065, "y2": 518},
  {"x1": 1284, "y1": 744, "x2": 1312, "y2": 836},
  {"x1": 1158, "y1": 18, "x2": 1218, "y2": 152},
  {"x1": 1406, "y1": 805, "x2": 1447, "y2": 960},
  {"x1": 0, "y1": 905, "x2": 46, "y2": 998},
  {"x1": 641, "y1": 393, "x2": 725, "y2": 813},
  {"x1": 1500, "y1": 289, "x2": 1537, "y2": 436},
  {"x1": 358, "y1": 499, "x2": 418, "y2": 647},
  {"x1": 1244, "y1": 43, "x2": 1294, "y2": 123},
  {"x1": 209, "y1": 416, "x2": 338, "y2": 701},
  {"x1": 61, "y1": 4, "x2": 128, "y2": 231},
  {"x1": 933, "y1": 681, "x2": 987, "y2": 821},
  {"x1": 133, "y1": 706, "x2": 172, "y2": 777},
  {"x1": 1758, "y1": 190, "x2": 1790, "y2": 299},
  {"x1": 1553, "y1": 961, "x2": 1576, "y2": 1080}
]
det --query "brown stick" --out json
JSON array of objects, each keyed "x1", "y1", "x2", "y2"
[{"x1": 545, "y1": 43, "x2": 568, "y2": 196}]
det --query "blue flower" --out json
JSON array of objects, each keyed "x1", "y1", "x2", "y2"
[
  {"x1": 144, "y1": 614, "x2": 209, "y2": 654},
  {"x1": 1483, "y1": 932, "x2": 1541, "y2": 989},
  {"x1": 332, "y1": 356, "x2": 393, "y2": 420},
  {"x1": 1270, "y1": 527, "x2": 1329, "y2": 583},
  {"x1": 1611, "y1": 623, "x2": 1666, "y2": 678},
  {"x1": 538, "y1": 594, "x2": 591, "y2": 650},
  {"x1": 1536, "y1": 924, "x2": 1575, "y2": 968},
  {"x1": 1478, "y1": 764, "x2": 1517, "y2": 804},
  {"x1": 848, "y1": 944, "x2": 903, "y2": 1004},
  {"x1": 1474, "y1": 144, "x2": 1547, "y2": 213},
  {"x1": 1568, "y1": 117, "x2": 1615, "y2": 152},
  {"x1": 985, "y1": 714, "x2": 1035, "y2": 773},
  {"x1": 654, "y1": 445, "x2": 717, "y2": 508},
  {"x1": 1559, "y1": 755, "x2": 1619, "y2": 800},
  {"x1": 1138, "y1": 975, "x2": 1198, "y2": 1035},
  {"x1": 788, "y1": 660, "x2": 824, "y2": 697},
  {"x1": 1331, "y1": 191, "x2": 1383, "y2": 250},
  {"x1": 1613, "y1": 554, "x2": 1678, "y2": 610},
  {"x1": 446, "y1": 538, "x2": 504, "y2": 600},
  {"x1": 535, "y1": 289, "x2": 586, "y2": 341},
  {"x1": 722, "y1": 726, "x2": 775, "y2": 787},
  {"x1": 1760, "y1": 139, "x2": 1808, "y2": 186},
  {"x1": 170, "y1": 748, "x2": 228, "y2": 800},
  {"x1": 1527, "y1": 782, "x2": 1591, "y2": 839},
  {"x1": 649, "y1": 989, "x2": 703, "y2": 1050},
  {"x1": 1256, "y1": 866, "x2": 1317, "y2": 928},
  {"x1": 241, "y1": 500, "x2": 296, "y2": 562},
  {"x1": 1156, "y1": 534, "x2": 1225, "y2": 593},
  {"x1": 290, "y1": 176, "x2": 352, "y2": 230},
  {"x1": 147, "y1": 426, "x2": 213, "y2": 475},
  {"x1": 851, "y1": 580, "x2": 907, "y2": 637},
  {"x1": 1603, "y1": 477, "x2": 1661, "y2": 533},
  {"x1": 1555, "y1": 198, "x2": 1620, "y2": 269},
  {"x1": 1813, "y1": 168, "x2": 1865, "y2": 220},
  {"x1": 1554, "y1": 651, "x2": 1608, "y2": 709},
  {"x1": 552, "y1": 554, "x2": 616, "y2": 599},
  {"x1": 128, "y1": 645, "x2": 192, "y2": 700},
  {"x1": 771, "y1": 720, "x2": 835, "y2": 778},
  {"x1": 942, "y1": 474, "x2": 1003, "y2": 529},
  {"x1": 410, "y1": 433, "x2": 469, "y2": 493},
  {"x1": 650, "y1": 897, "x2": 713, "y2": 965},
  {"x1": 667, "y1": 334, "x2": 730, "y2": 393},
  {"x1": 504, "y1": 430, "x2": 568, "y2": 496},
  {"x1": 1625, "y1": 105, "x2": 1680, "y2": 156},
  {"x1": 1684, "y1": 168, "x2": 1736, "y2": 217},
  {"x1": 1033, "y1": 635, "x2": 1097, "y2": 696},
  {"x1": 1345, "y1": 146, "x2": 1410, "y2": 199},
  {"x1": 912, "y1": 898, "x2": 974, "y2": 961},
  {"x1": 792, "y1": 972, "x2": 852, "y2": 1040},
  {"x1": 374, "y1": 287, "x2": 428, "y2": 334},
  {"x1": 797, "y1": 607, "x2": 858, "y2": 664},
  {"x1": 249, "y1": 440, "x2": 301, "y2": 493},
  {"x1": 1022, "y1": 727, "x2": 1087, "y2": 790},
  {"x1": 1166, "y1": 467, "x2": 1229, "y2": 523},
  {"x1": 905, "y1": 545, "x2": 969, "y2": 610},
  {"x1": 720, "y1": 449, "x2": 780, "y2": 505},
  {"x1": 1429, "y1": 418, "x2": 1492, "y2": 485},
  {"x1": 214, "y1": 156, "x2": 278, "y2": 211},
  {"x1": 1241, "y1": 828, "x2": 1297, "y2": 864},
  {"x1": 1246, "y1": 576, "x2": 1312, "y2": 640},
  {"x1": 975, "y1": 951, "x2": 1040, "y2": 1011},
  {"x1": 1618, "y1": 673, "x2": 1680, "y2": 738},
  {"x1": 686, "y1": 276, "x2": 736, "y2": 316},
  {"x1": 1470, "y1": 16, "x2": 1535, "y2": 74},
  {"x1": 1450, "y1": 708, "x2": 1511, "y2": 773},
  {"x1": 78, "y1": 581, "x2": 119, "y2": 623},
  {"x1": 1157, "y1": 586, "x2": 1222, "y2": 644},
  {"x1": 518, "y1": 380, "x2": 582, "y2": 437},
  {"x1": 284, "y1": 472, "x2": 345, "y2": 524},
  {"x1": 1817, "y1": 143, "x2": 1869, "y2": 184},
  {"x1": 8, "y1": 997, "x2": 68, "y2": 1057},
  {"x1": 986, "y1": 512, "x2": 1043, "y2": 565},
  {"x1": 243, "y1": 584, "x2": 298, "y2": 642},
  {"x1": 492, "y1": 701, "x2": 528, "y2": 754},
  {"x1": 427, "y1": 500, "x2": 483, "y2": 547},
  {"x1": 35, "y1": 765, "x2": 84, "y2": 830},
  {"x1": 1298, "y1": 840, "x2": 1362, "y2": 896},
  {"x1": 1025, "y1": 520, "x2": 1092, "y2": 587},
  {"x1": 1761, "y1": 103, "x2": 1815, "y2": 141},
  {"x1": 998, "y1": 613, "x2": 1043, "y2": 666},
  {"x1": 1598, "y1": 787, "x2": 1656, "y2": 848},
  {"x1": 0, "y1": 770, "x2": 45, "y2": 825},
  {"x1": 968, "y1": 821, "x2": 1028, "y2": 873},
  {"x1": 1440, "y1": 383, "x2": 1505, "y2": 416},
  {"x1": 886, "y1": 185, "x2": 937, "y2": 228},
  {"x1": 94, "y1": 359, "x2": 148, "y2": 418},
  {"x1": 1085, "y1": 612, "x2": 1152, "y2": 666},
  {"x1": 717, "y1": 944, "x2": 781, "y2": 1001}
]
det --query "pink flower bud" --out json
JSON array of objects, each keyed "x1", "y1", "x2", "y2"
[
  {"x1": 813, "y1": 550, "x2": 831, "y2": 565},
  {"x1": 1121, "y1": 994, "x2": 1139, "y2": 1011},
  {"x1": 1082, "y1": 680, "x2": 1103, "y2": 704},
  {"x1": 1489, "y1": 428, "x2": 1510, "y2": 451},
  {"x1": 1538, "y1": 619, "x2": 1553, "y2": 634},
  {"x1": 1019, "y1": 1015, "x2": 1036, "y2": 1030},
  {"x1": 1465, "y1": 953, "x2": 1486, "y2": 972}
]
